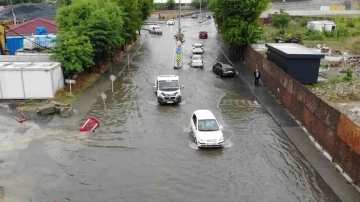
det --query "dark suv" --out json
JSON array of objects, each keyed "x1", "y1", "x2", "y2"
[{"x1": 199, "y1": 31, "x2": 208, "y2": 39}]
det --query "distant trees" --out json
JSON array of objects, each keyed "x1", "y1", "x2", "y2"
[
  {"x1": 209, "y1": 0, "x2": 269, "y2": 58},
  {"x1": 51, "y1": 0, "x2": 153, "y2": 75},
  {"x1": 166, "y1": 0, "x2": 175, "y2": 10},
  {"x1": 191, "y1": 0, "x2": 210, "y2": 9}
]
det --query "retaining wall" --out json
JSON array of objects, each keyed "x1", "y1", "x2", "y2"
[{"x1": 244, "y1": 45, "x2": 360, "y2": 184}]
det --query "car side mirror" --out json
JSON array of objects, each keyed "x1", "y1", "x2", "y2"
[
  {"x1": 181, "y1": 85, "x2": 184, "y2": 89},
  {"x1": 219, "y1": 125, "x2": 223, "y2": 130}
]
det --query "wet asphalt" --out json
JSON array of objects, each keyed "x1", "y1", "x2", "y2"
[{"x1": 0, "y1": 17, "x2": 342, "y2": 202}]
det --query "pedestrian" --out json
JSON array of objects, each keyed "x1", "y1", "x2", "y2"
[{"x1": 254, "y1": 69, "x2": 260, "y2": 86}]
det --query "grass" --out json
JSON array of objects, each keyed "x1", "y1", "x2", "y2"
[{"x1": 263, "y1": 16, "x2": 360, "y2": 53}]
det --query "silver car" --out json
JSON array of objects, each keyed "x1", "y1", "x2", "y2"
[
  {"x1": 190, "y1": 55, "x2": 204, "y2": 68},
  {"x1": 192, "y1": 43, "x2": 204, "y2": 54}
]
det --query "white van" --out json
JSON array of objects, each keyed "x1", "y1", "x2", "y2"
[
  {"x1": 154, "y1": 75, "x2": 184, "y2": 104},
  {"x1": 148, "y1": 25, "x2": 163, "y2": 35}
]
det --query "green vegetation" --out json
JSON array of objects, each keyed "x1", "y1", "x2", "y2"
[
  {"x1": 51, "y1": 0, "x2": 153, "y2": 76},
  {"x1": 191, "y1": 0, "x2": 210, "y2": 9},
  {"x1": 263, "y1": 13, "x2": 360, "y2": 53},
  {"x1": 272, "y1": 9, "x2": 291, "y2": 29},
  {"x1": 209, "y1": 0, "x2": 269, "y2": 54},
  {"x1": 166, "y1": 0, "x2": 175, "y2": 10}
]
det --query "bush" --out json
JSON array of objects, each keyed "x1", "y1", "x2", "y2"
[
  {"x1": 297, "y1": 17, "x2": 312, "y2": 27},
  {"x1": 346, "y1": 19, "x2": 355, "y2": 28},
  {"x1": 336, "y1": 26, "x2": 349, "y2": 38},
  {"x1": 272, "y1": 9, "x2": 291, "y2": 29},
  {"x1": 305, "y1": 30, "x2": 325, "y2": 40},
  {"x1": 343, "y1": 68, "x2": 354, "y2": 82}
]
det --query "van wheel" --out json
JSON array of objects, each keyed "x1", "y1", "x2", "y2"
[{"x1": 148, "y1": 30, "x2": 151, "y2": 33}]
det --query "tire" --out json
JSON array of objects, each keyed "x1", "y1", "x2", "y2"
[{"x1": 221, "y1": 72, "x2": 224, "y2": 77}]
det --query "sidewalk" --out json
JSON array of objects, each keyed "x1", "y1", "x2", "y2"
[{"x1": 233, "y1": 61, "x2": 360, "y2": 202}]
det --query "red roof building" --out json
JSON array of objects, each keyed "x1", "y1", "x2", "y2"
[{"x1": 6, "y1": 18, "x2": 58, "y2": 36}]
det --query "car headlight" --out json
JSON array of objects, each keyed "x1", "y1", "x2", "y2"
[{"x1": 198, "y1": 138, "x2": 205, "y2": 143}]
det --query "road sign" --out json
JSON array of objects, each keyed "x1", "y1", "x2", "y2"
[
  {"x1": 65, "y1": 79, "x2": 75, "y2": 84},
  {"x1": 176, "y1": 48, "x2": 181, "y2": 54},
  {"x1": 101, "y1": 92, "x2": 107, "y2": 100},
  {"x1": 176, "y1": 54, "x2": 181, "y2": 61},
  {"x1": 110, "y1": 75, "x2": 116, "y2": 81}
]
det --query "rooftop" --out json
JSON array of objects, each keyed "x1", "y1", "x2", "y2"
[
  {"x1": 265, "y1": 43, "x2": 325, "y2": 58},
  {"x1": 0, "y1": 55, "x2": 54, "y2": 62},
  {"x1": 158, "y1": 75, "x2": 179, "y2": 81},
  {"x1": 0, "y1": 62, "x2": 60, "y2": 71}
]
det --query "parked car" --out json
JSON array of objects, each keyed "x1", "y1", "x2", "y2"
[
  {"x1": 167, "y1": 19, "x2": 175, "y2": 25},
  {"x1": 190, "y1": 110, "x2": 224, "y2": 148},
  {"x1": 190, "y1": 55, "x2": 204, "y2": 68},
  {"x1": 212, "y1": 62, "x2": 236, "y2": 77},
  {"x1": 148, "y1": 25, "x2": 163, "y2": 35},
  {"x1": 191, "y1": 14, "x2": 198, "y2": 19},
  {"x1": 199, "y1": 31, "x2": 208, "y2": 39},
  {"x1": 154, "y1": 75, "x2": 184, "y2": 104},
  {"x1": 192, "y1": 43, "x2": 204, "y2": 54}
]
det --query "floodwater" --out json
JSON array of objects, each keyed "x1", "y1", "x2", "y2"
[{"x1": 0, "y1": 17, "x2": 341, "y2": 202}]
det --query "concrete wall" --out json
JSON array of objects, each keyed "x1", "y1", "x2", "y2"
[{"x1": 244, "y1": 45, "x2": 360, "y2": 184}]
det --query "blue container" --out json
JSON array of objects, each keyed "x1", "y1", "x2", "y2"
[
  {"x1": 6, "y1": 37, "x2": 24, "y2": 55},
  {"x1": 36, "y1": 27, "x2": 47, "y2": 35}
]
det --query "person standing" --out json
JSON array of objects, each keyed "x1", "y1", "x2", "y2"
[{"x1": 254, "y1": 69, "x2": 261, "y2": 86}]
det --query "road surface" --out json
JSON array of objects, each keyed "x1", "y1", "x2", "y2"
[{"x1": 0, "y1": 17, "x2": 341, "y2": 202}]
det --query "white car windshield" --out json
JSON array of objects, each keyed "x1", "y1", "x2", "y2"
[
  {"x1": 198, "y1": 119, "x2": 219, "y2": 131},
  {"x1": 192, "y1": 56, "x2": 202, "y2": 60},
  {"x1": 194, "y1": 44, "x2": 202, "y2": 48},
  {"x1": 159, "y1": 81, "x2": 179, "y2": 91}
]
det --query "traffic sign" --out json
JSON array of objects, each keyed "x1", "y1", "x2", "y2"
[
  {"x1": 176, "y1": 48, "x2": 181, "y2": 54},
  {"x1": 176, "y1": 54, "x2": 181, "y2": 61}
]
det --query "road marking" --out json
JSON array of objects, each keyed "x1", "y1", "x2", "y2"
[{"x1": 220, "y1": 99, "x2": 261, "y2": 107}]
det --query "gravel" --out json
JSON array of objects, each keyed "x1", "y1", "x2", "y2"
[{"x1": 0, "y1": 3, "x2": 57, "y2": 21}]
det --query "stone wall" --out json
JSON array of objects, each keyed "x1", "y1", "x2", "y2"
[{"x1": 244, "y1": 45, "x2": 360, "y2": 184}]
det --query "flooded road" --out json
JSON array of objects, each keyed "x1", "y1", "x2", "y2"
[{"x1": 0, "y1": 17, "x2": 341, "y2": 201}]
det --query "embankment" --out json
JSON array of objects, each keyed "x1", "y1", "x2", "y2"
[{"x1": 243, "y1": 46, "x2": 360, "y2": 184}]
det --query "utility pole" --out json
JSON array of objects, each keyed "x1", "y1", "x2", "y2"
[
  {"x1": 176, "y1": 0, "x2": 181, "y2": 69},
  {"x1": 200, "y1": 0, "x2": 202, "y2": 21}
]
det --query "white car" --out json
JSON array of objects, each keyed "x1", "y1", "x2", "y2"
[
  {"x1": 148, "y1": 25, "x2": 163, "y2": 35},
  {"x1": 192, "y1": 43, "x2": 204, "y2": 54},
  {"x1": 167, "y1": 19, "x2": 175, "y2": 25},
  {"x1": 190, "y1": 110, "x2": 224, "y2": 148},
  {"x1": 154, "y1": 75, "x2": 184, "y2": 104},
  {"x1": 190, "y1": 55, "x2": 204, "y2": 68}
]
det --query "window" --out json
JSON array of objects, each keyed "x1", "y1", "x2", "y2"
[
  {"x1": 158, "y1": 80, "x2": 179, "y2": 91},
  {"x1": 198, "y1": 119, "x2": 219, "y2": 132}
]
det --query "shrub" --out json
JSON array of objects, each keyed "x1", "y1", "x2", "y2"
[
  {"x1": 336, "y1": 26, "x2": 349, "y2": 38},
  {"x1": 272, "y1": 9, "x2": 291, "y2": 29},
  {"x1": 343, "y1": 68, "x2": 354, "y2": 82},
  {"x1": 346, "y1": 19, "x2": 355, "y2": 28},
  {"x1": 305, "y1": 30, "x2": 324, "y2": 40},
  {"x1": 297, "y1": 17, "x2": 312, "y2": 27}
]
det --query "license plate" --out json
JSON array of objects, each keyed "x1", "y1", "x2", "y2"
[{"x1": 167, "y1": 101, "x2": 173, "y2": 103}]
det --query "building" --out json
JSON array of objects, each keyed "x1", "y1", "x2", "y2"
[
  {"x1": 265, "y1": 43, "x2": 325, "y2": 84},
  {"x1": 5, "y1": 18, "x2": 58, "y2": 55}
]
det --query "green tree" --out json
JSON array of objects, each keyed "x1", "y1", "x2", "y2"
[
  {"x1": 51, "y1": 30, "x2": 94, "y2": 75},
  {"x1": 138, "y1": 0, "x2": 153, "y2": 21},
  {"x1": 56, "y1": 0, "x2": 72, "y2": 6},
  {"x1": 191, "y1": 0, "x2": 210, "y2": 9},
  {"x1": 54, "y1": 0, "x2": 125, "y2": 73},
  {"x1": 114, "y1": 0, "x2": 142, "y2": 44},
  {"x1": 272, "y1": 9, "x2": 291, "y2": 29},
  {"x1": 166, "y1": 0, "x2": 175, "y2": 10},
  {"x1": 209, "y1": 0, "x2": 269, "y2": 57}
]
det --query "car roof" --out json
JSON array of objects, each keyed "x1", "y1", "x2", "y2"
[
  {"x1": 217, "y1": 62, "x2": 233, "y2": 68},
  {"x1": 194, "y1": 43, "x2": 202, "y2": 46},
  {"x1": 200, "y1": 31, "x2": 207, "y2": 33},
  {"x1": 194, "y1": 110, "x2": 216, "y2": 120},
  {"x1": 157, "y1": 75, "x2": 179, "y2": 81}
]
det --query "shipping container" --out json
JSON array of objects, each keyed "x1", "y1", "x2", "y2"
[
  {"x1": 6, "y1": 36, "x2": 25, "y2": 55},
  {"x1": 0, "y1": 62, "x2": 64, "y2": 99},
  {"x1": 23, "y1": 37, "x2": 36, "y2": 50}
]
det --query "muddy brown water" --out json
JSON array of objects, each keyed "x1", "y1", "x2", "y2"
[{"x1": 0, "y1": 17, "x2": 340, "y2": 202}]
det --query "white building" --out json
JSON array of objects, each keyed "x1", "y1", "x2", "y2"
[{"x1": 306, "y1": 21, "x2": 336, "y2": 32}]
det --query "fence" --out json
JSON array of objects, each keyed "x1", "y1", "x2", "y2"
[{"x1": 243, "y1": 45, "x2": 360, "y2": 184}]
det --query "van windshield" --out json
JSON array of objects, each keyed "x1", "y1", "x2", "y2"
[{"x1": 159, "y1": 81, "x2": 179, "y2": 91}]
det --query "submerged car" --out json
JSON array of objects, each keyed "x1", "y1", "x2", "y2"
[
  {"x1": 199, "y1": 31, "x2": 208, "y2": 39},
  {"x1": 212, "y1": 62, "x2": 236, "y2": 77},
  {"x1": 167, "y1": 19, "x2": 175, "y2": 25},
  {"x1": 154, "y1": 75, "x2": 184, "y2": 104},
  {"x1": 192, "y1": 43, "x2": 204, "y2": 54},
  {"x1": 190, "y1": 55, "x2": 204, "y2": 68},
  {"x1": 190, "y1": 110, "x2": 224, "y2": 148}
]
